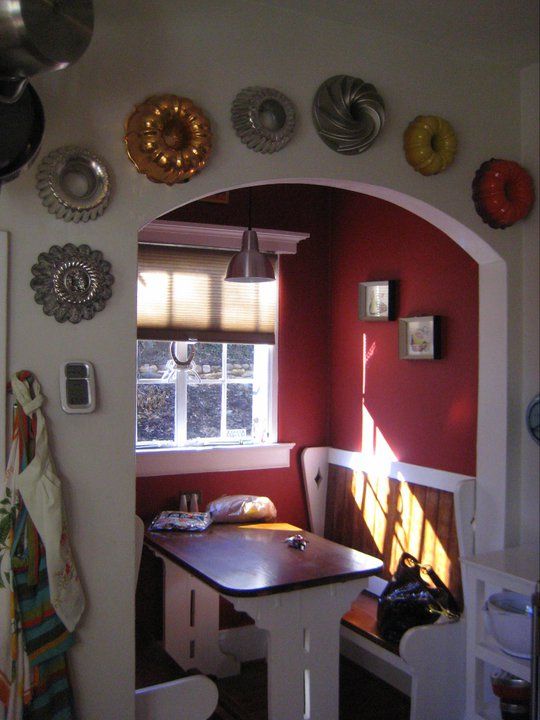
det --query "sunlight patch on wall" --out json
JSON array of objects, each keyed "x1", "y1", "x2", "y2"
[
  {"x1": 360, "y1": 399, "x2": 397, "y2": 471},
  {"x1": 351, "y1": 336, "x2": 452, "y2": 584}
]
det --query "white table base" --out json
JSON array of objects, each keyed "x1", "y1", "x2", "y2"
[
  {"x1": 231, "y1": 579, "x2": 368, "y2": 720},
  {"x1": 160, "y1": 556, "x2": 240, "y2": 677},
  {"x1": 156, "y1": 550, "x2": 368, "y2": 720}
]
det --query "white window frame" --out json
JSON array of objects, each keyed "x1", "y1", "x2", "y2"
[
  {"x1": 137, "y1": 340, "x2": 276, "y2": 449},
  {"x1": 136, "y1": 220, "x2": 308, "y2": 474},
  {"x1": 136, "y1": 327, "x2": 289, "y2": 475}
]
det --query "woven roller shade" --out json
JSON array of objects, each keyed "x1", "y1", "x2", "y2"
[{"x1": 137, "y1": 244, "x2": 277, "y2": 344}]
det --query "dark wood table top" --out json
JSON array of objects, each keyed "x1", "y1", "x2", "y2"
[{"x1": 145, "y1": 522, "x2": 383, "y2": 597}]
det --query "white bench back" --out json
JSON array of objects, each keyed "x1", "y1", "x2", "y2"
[{"x1": 301, "y1": 446, "x2": 476, "y2": 561}]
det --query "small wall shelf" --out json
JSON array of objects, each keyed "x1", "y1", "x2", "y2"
[{"x1": 461, "y1": 544, "x2": 538, "y2": 720}]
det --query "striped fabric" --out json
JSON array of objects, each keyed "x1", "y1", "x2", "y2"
[
  {"x1": 6, "y1": 387, "x2": 76, "y2": 720},
  {"x1": 12, "y1": 534, "x2": 74, "y2": 669},
  {"x1": 24, "y1": 654, "x2": 73, "y2": 720}
]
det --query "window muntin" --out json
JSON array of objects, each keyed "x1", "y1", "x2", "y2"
[{"x1": 136, "y1": 340, "x2": 273, "y2": 449}]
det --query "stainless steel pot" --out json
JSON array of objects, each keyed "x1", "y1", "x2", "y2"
[{"x1": 0, "y1": 0, "x2": 93, "y2": 103}]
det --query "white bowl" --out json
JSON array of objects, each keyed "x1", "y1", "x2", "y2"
[{"x1": 486, "y1": 591, "x2": 533, "y2": 659}]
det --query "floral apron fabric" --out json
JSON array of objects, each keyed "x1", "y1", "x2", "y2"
[{"x1": 0, "y1": 373, "x2": 85, "y2": 719}]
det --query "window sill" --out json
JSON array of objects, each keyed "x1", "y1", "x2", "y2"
[{"x1": 136, "y1": 442, "x2": 295, "y2": 477}]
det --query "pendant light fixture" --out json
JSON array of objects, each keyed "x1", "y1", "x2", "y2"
[{"x1": 225, "y1": 187, "x2": 275, "y2": 282}]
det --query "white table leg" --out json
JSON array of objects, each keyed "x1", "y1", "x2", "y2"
[
  {"x1": 159, "y1": 555, "x2": 240, "y2": 678},
  {"x1": 231, "y1": 578, "x2": 367, "y2": 720}
]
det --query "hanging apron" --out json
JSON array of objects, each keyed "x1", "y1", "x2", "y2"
[
  {"x1": 1, "y1": 373, "x2": 85, "y2": 719},
  {"x1": 0, "y1": 414, "x2": 32, "y2": 720}
]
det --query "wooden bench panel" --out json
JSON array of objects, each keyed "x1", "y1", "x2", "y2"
[
  {"x1": 324, "y1": 463, "x2": 463, "y2": 607},
  {"x1": 302, "y1": 447, "x2": 474, "y2": 720}
]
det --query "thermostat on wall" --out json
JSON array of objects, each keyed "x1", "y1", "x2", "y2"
[{"x1": 60, "y1": 361, "x2": 96, "y2": 413}]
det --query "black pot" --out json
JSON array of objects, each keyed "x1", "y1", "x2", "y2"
[{"x1": 0, "y1": 82, "x2": 44, "y2": 184}]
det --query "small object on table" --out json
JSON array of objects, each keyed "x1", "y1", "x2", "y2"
[{"x1": 285, "y1": 533, "x2": 309, "y2": 551}]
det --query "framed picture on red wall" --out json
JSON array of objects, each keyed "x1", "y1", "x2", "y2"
[
  {"x1": 359, "y1": 280, "x2": 397, "y2": 321},
  {"x1": 399, "y1": 316, "x2": 442, "y2": 360}
]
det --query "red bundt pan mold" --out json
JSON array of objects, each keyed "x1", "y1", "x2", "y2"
[{"x1": 472, "y1": 158, "x2": 535, "y2": 229}]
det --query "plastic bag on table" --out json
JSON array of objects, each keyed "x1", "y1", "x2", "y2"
[
  {"x1": 149, "y1": 510, "x2": 212, "y2": 532},
  {"x1": 206, "y1": 494, "x2": 277, "y2": 523}
]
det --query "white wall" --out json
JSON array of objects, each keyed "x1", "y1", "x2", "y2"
[
  {"x1": 520, "y1": 62, "x2": 540, "y2": 546},
  {"x1": 0, "y1": 1, "x2": 535, "y2": 717}
]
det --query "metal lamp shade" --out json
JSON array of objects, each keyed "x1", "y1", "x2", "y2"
[{"x1": 225, "y1": 229, "x2": 275, "y2": 282}]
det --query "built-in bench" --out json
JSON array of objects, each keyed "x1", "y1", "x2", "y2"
[{"x1": 302, "y1": 447, "x2": 475, "y2": 720}]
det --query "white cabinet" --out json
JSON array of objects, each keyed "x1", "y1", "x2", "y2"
[{"x1": 461, "y1": 544, "x2": 538, "y2": 720}]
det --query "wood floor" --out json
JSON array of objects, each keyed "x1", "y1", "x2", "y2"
[{"x1": 136, "y1": 634, "x2": 410, "y2": 720}]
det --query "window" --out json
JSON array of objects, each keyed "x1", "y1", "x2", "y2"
[
  {"x1": 136, "y1": 340, "x2": 274, "y2": 449},
  {"x1": 135, "y1": 222, "x2": 306, "y2": 471}
]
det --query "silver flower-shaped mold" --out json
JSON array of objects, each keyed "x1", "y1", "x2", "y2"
[
  {"x1": 312, "y1": 75, "x2": 385, "y2": 154},
  {"x1": 36, "y1": 146, "x2": 111, "y2": 222},
  {"x1": 30, "y1": 243, "x2": 114, "y2": 323},
  {"x1": 231, "y1": 87, "x2": 296, "y2": 154}
]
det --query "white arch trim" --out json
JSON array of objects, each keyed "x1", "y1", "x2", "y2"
[{"x1": 153, "y1": 177, "x2": 507, "y2": 554}]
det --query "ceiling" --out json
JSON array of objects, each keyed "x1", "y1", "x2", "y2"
[{"x1": 258, "y1": 0, "x2": 539, "y2": 68}]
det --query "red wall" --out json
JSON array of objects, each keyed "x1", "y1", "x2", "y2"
[
  {"x1": 136, "y1": 186, "x2": 479, "y2": 528},
  {"x1": 329, "y1": 191, "x2": 478, "y2": 475},
  {"x1": 136, "y1": 185, "x2": 332, "y2": 527}
]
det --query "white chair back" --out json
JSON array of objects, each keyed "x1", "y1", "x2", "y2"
[{"x1": 135, "y1": 676, "x2": 219, "y2": 720}]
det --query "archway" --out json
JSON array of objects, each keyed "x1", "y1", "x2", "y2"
[{"x1": 140, "y1": 178, "x2": 507, "y2": 554}]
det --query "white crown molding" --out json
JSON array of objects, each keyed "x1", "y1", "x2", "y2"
[{"x1": 138, "y1": 220, "x2": 309, "y2": 254}]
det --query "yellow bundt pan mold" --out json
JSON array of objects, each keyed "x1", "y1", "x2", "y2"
[{"x1": 403, "y1": 115, "x2": 457, "y2": 176}]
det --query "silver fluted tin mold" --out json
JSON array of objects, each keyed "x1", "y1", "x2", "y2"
[
  {"x1": 30, "y1": 243, "x2": 114, "y2": 323},
  {"x1": 36, "y1": 146, "x2": 111, "y2": 222},
  {"x1": 231, "y1": 86, "x2": 296, "y2": 154},
  {"x1": 312, "y1": 75, "x2": 385, "y2": 155}
]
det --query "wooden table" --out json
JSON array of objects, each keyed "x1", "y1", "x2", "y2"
[{"x1": 145, "y1": 522, "x2": 383, "y2": 720}]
